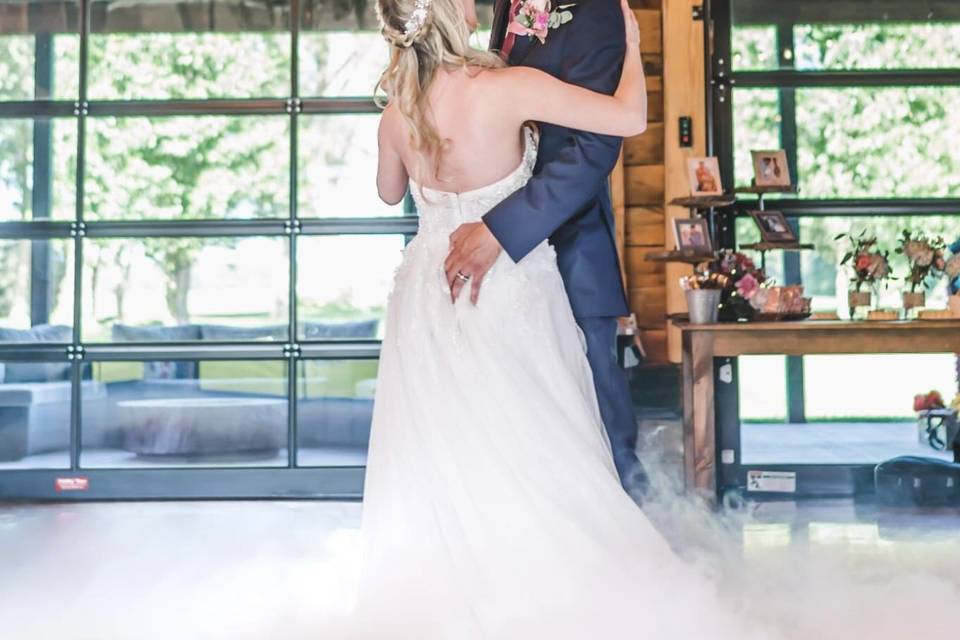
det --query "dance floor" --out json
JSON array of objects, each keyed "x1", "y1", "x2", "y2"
[
  {"x1": 1, "y1": 414, "x2": 958, "y2": 638},
  {"x1": 1, "y1": 496, "x2": 959, "y2": 639}
]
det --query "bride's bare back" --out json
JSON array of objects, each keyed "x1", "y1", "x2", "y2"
[
  {"x1": 376, "y1": 0, "x2": 646, "y2": 204},
  {"x1": 383, "y1": 66, "x2": 530, "y2": 195}
]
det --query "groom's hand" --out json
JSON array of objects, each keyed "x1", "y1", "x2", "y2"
[{"x1": 445, "y1": 222, "x2": 502, "y2": 305}]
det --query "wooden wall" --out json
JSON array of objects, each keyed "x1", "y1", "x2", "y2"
[
  {"x1": 615, "y1": 0, "x2": 667, "y2": 363},
  {"x1": 616, "y1": 0, "x2": 704, "y2": 364}
]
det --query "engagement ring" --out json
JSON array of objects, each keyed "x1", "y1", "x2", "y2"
[{"x1": 455, "y1": 271, "x2": 472, "y2": 282}]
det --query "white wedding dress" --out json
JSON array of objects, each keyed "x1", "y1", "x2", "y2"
[{"x1": 348, "y1": 130, "x2": 765, "y2": 639}]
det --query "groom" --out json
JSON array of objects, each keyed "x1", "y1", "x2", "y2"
[{"x1": 444, "y1": 0, "x2": 647, "y2": 493}]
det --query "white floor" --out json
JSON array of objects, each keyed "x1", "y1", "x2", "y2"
[
  {"x1": 1, "y1": 498, "x2": 959, "y2": 639},
  {"x1": 2, "y1": 419, "x2": 960, "y2": 639}
]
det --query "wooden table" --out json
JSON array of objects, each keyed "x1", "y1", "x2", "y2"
[{"x1": 676, "y1": 319, "x2": 960, "y2": 501}]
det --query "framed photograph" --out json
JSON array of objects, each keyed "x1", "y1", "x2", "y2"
[
  {"x1": 750, "y1": 210, "x2": 797, "y2": 243},
  {"x1": 673, "y1": 218, "x2": 714, "y2": 253},
  {"x1": 686, "y1": 157, "x2": 723, "y2": 196},
  {"x1": 751, "y1": 149, "x2": 791, "y2": 187}
]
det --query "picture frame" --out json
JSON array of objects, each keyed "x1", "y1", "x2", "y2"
[
  {"x1": 673, "y1": 218, "x2": 714, "y2": 253},
  {"x1": 751, "y1": 149, "x2": 791, "y2": 188},
  {"x1": 686, "y1": 157, "x2": 723, "y2": 196},
  {"x1": 749, "y1": 210, "x2": 797, "y2": 243}
]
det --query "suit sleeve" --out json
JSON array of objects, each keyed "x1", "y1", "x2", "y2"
[{"x1": 482, "y1": 0, "x2": 627, "y2": 262}]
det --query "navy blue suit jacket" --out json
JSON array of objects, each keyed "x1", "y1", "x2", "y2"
[{"x1": 484, "y1": 0, "x2": 629, "y2": 319}]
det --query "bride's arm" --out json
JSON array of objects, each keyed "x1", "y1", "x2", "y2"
[
  {"x1": 501, "y1": 0, "x2": 646, "y2": 137},
  {"x1": 377, "y1": 105, "x2": 409, "y2": 205}
]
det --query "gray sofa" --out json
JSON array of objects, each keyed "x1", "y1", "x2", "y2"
[{"x1": 0, "y1": 321, "x2": 378, "y2": 462}]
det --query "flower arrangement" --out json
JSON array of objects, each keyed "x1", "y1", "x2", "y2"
[
  {"x1": 679, "y1": 272, "x2": 726, "y2": 290},
  {"x1": 714, "y1": 251, "x2": 768, "y2": 320},
  {"x1": 508, "y1": 0, "x2": 576, "y2": 44},
  {"x1": 836, "y1": 231, "x2": 891, "y2": 292},
  {"x1": 679, "y1": 251, "x2": 811, "y2": 321},
  {"x1": 896, "y1": 230, "x2": 946, "y2": 293},
  {"x1": 913, "y1": 390, "x2": 946, "y2": 412},
  {"x1": 913, "y1": 390, "x2": 960, "y2": 414}
]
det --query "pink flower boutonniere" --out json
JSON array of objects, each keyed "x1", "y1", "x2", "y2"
[{"x1": 508, "y1": 0, "x2": 576, "y2": 45}]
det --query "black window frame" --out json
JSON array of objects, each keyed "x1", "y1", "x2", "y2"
[
  {"x1": 707, "y1": 0, "x2": 960, "y2": 499},
  {"x1": 0, "y1": 0, "x2": 420, "y2": 500}
]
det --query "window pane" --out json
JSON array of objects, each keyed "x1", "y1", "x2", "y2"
[
  {"x1": 0, "y1": 239, "x2": 75, "y2": 335},
  {"x1": 731, "y1": 25, "x2": 778, "y2": 71},
  {"x1": 298, "y1": 0, "x2": 496, "y2": 98},
  {"x1": 82, "y1": 359, "x2": 288, "y2": 468},
  {"x1": 88, "y1": 0, "x2": 291, "y2": 100},
  {"x1": 82, "y1": 236, "x2": 290, "y2": 342},
  {"x1": 738, "y1": 355, "x2": 787, "y2": 421},
  {"x1": 742, "y1": 353, "x2": 957, "y2": 465},
  {"x1": 797, "y1": 87, "x2": 960, "y2": 198},
  {"x1": 85, "y1": 115, "x2": 289, "y2": 220},
  {"x1": 299, "y1": 4, "x2": 387, "y2": 98},
  {"x1": 0, "y1": 0, "x2": 80, "y2": 100},
  {"x1": 732, "y1": 89, "x2": 780, "y2": 189},
  {"x1": 299, "y1": 114, "x2": 402, "y2": 217},
  {"x1": 804, "y1": 354, "x2": 957, "y2": 421},
  {"x1": 0, "y1": 358, "x2": 72, "y2": 469},
  {"x1": 297, "y1": 234, "x2": 405, "y2": 340},
  {"x1": 0, "y1": 118, "x2": 77, "y2": 221},
  {"x1": 795, "y1": 23, "x2": 960, "y2": 71},
  {"x1": 297, "y1": 359, "x2": 378, "y2": 467}
]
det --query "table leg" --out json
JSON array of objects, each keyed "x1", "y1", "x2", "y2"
[{"x1": 682, "y1": 331, "x2": 717, "y2": 502}]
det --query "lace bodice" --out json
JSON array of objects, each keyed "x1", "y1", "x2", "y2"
[{"x1": 409, "y1": 128, "x2": 538, "y2": 242}]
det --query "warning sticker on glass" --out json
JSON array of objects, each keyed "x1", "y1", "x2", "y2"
[
  {"x1": 746, "y1": 470, "x2": 796, "y2": 493},
  {"x1": 55, "y1": 477, "x2": 89, "y2": 492}
]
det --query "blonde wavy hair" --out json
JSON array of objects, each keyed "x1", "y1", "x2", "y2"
[{"x1": 376, "y1": 0, "x2": 504, "y2": 177}]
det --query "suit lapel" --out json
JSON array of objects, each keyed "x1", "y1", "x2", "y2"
[{"x1": 508, "y1": 32, "x2": 535, "y2": 65}]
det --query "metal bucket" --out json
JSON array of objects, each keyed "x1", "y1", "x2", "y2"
[{"x1": 685, "y1": 289, "x2": 722, "y2": 324}]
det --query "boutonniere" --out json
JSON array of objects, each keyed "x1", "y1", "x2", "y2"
[{"x1": 508, "y1": 0, "x2": 576, "y2": 45}]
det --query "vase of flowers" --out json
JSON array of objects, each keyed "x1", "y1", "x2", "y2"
[
  {"x1": 714, "y1": 250, "x2": 767, "y2": 321},
  {"x1": 680, "y1": 251, "x2": 769, "y2": 323},
  {"x1": 836, "y1": 231, "x2": 891, "y2": 319},
  {"x1": 946, "y1": 237, "x2": 960, "y2": 318},
  {"x1": 896, "y1": 230, "x2": 946, "y2": 317}
]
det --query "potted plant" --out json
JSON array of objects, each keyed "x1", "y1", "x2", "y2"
[
  {"x1": 836, "y1": 231, "x2": 891, "y2": 318},
  {"x1": 896, "y1": 230, "x2": 946, "y2": 313},
  {"x1": 946, "y1": 237, "x2": 960, "y2": 318}
]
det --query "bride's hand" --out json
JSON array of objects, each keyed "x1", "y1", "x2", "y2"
[{"x1": 621, "y1": 0, "x2": 641, "y2": 49}]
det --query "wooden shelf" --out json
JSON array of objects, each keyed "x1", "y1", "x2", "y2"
[
  {"x1": 673, "y1": 318, "x2": 960, "y2": 332},
  {"x1": 739, "y1": 242, "x2": 815, "y2": 252},
  {"x1": 645, "y1": 249, "x2": 716, "y2": 265},
  {"x1": 734, "y1": 185, "x2": 798, "y2": 195},
  {"x1": 668, "y1": 195, "x2": 736, "y2": 209}
]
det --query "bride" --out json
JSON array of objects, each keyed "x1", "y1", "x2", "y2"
[{"x1": 348, "y1": 0, "x2": 767, "y2": 637}]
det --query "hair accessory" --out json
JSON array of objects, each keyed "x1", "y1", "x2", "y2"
[{"x1": 403, "y1": 0, "x2": 432, "y2": 37}]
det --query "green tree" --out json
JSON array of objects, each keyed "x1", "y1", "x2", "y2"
[{"x1": 84, "y1": 31, "x2": 290, "y2": 325}]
